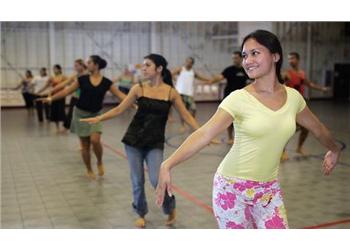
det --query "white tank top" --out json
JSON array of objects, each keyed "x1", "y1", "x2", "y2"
[
  {"x1": 175, "y1": 67, "x2": 195, "y2": 96},
  {"x1": 33, "y1": 76, "x2": 49, "y2": 93}
]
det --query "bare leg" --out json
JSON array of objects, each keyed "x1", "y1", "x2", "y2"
[
  {"x1": 90, "y1": 133, "x2": 104, "y2": 176},
  {"x1": 77, "y1": 140, "x2": 83, "y2": 151},
  {"x1": 80, "y1": 137, "x2": 96, "y2": 180}
]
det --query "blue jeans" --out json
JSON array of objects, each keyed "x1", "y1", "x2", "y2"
[{"x1": 124, "y1": 144, "x2": 176, "y2": 217}]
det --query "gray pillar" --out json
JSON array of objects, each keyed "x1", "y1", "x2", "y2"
[
  {"x1": 305, "y1": 22, "x2": 312, "y2": 99},
  {"x1": 150, "y1": 22, "x2": 161, "y2": 53},
  {"x1": 48, "y1": 22, "x2": 56, "y2": 70}
]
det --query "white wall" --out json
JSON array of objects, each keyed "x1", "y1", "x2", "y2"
[
  {"x1": 1, "y1": 22, "x2": 241, "y2": 87},
  {"x1": 1, "y1": 21, "x2": 349, "y2": 106},
  {"x1": 1, "y1": 21, "x2": 242, "y2": 105},
  {"x1": 238, "y1": 22, "x2": 273, "y2": 45}
]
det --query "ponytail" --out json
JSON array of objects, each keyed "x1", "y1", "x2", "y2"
[{"x1": 144, "y1": 53, "x2": 173, "y2": 87}]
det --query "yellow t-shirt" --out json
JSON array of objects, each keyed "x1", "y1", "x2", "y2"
[{"x1": 217, "y1": 86, "x2": 306, "y2": 182}]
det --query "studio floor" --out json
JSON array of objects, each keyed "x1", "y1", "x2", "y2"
[{"x1": 1, "y1": 100, "x2": 349, "y2": 229}]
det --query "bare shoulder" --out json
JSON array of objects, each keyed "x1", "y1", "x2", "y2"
[
  {"x1": 168, "y1": 87, "x2": 180, "y2": 102},
  {"x1": 129, "y1": 83, "x2": 142, "y2": 97}
]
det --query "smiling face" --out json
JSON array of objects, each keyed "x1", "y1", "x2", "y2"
[{"x1": 242, "y1": 38, "x2": 279, "y2": 80}]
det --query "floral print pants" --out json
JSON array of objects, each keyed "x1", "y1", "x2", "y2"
[{"x1": 212, "y1": 173, "x2": 289, "y2": 229}]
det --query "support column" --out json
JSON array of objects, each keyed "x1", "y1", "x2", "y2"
[
  {"x1": 305, "y1": 22, "x2": 312, "y2": 99},
  {"x1": 48, "y1": 22, "x2": 56, "y2": 70}
]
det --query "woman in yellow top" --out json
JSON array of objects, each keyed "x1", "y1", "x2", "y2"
[{"x1": 156, "y1": 30, "x2": 341, "y2": 229}]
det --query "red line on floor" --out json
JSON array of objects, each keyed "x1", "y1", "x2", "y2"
[
  {"x1": 303, "y1": 219, "x2": 350, "y2": 229},
  {"x1": 170, "y1": 185, "x2": 214, "y2": 214},
  {"x1": 102, "y1": 142, "x2": 349, "y2": 229},
  {"x1": 102, "y1": 142, "x2": 128, "y2": 159}
]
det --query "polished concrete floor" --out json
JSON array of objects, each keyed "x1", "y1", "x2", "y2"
[{"x1": 1, "y1": 100, "x2": 349, "y2": 229}]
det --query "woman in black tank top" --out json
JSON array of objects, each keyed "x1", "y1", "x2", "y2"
[
  {"x1": 37, "y1": 55, "x2": 126, "y2": 181},
  {"x1": 81, "y1": 54, "x2": 199, "y2": 228}
]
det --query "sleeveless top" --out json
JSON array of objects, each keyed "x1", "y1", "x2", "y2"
[
  {"x1": 175, "y1": 66, "x2": 195, "y2": 96},
  {"x1": 51, "y1": 76, "x2": 65, "y2": 95},
  {"x1": 119, "y1": 76, "x2": 133, "y2": 89},
  {"x1": 286, "y1": 69, "x2": 305, "y2": 96},
  {"x1": 122, "y1": 84, "x2": 173, "y2": 149}
]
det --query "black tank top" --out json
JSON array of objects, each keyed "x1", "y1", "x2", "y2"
[{"x1": 122, "y1": 84, "x2": 173, "y2": 149}]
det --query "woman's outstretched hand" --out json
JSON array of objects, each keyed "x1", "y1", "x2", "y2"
[
  {"x1": 80, "y1": 116, "x2": 101, "y2": 124},
  {"x1": 35, "y1": 97, "x2": 51, "y2": 103},
  {"x1": 322, "y1": 150, "x2": 340, "y2": 175},
  {"x1": 156, "y1": 164, "x2": 173, "y2": 207}
]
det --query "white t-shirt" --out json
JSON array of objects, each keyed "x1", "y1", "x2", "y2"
[
  {"x1": 175, "y1": 67, "x2": 195, "y2": 97},
  {"x1": 32, "y1": 75, "x2": 49, "y2": 93}
]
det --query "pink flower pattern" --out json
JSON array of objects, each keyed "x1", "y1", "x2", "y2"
[
  {"x1": 264, "y1": 208, "x2": 286, "y2": 229},
  {"x1": 215, "y1": 192, "x2": 236, "y2": 210},
  {"x1": 226, "y1": 221, "x2": 245, "y2": 229},
  {"x1": 213, "y1": 173, "x2": 288, "y2": 229}
]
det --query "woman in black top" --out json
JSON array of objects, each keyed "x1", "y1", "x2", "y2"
[
  {"x1": 48, "y1": 59, "x2": 88, "y2": 131},
  {"x1": 37, "y1": 65, "x2": 68, "y2": 133},
  {"x1": 81, "y1": 54, "x2": 199, "y2": 228},
  {"x1": 38, "y1": 55, "x2": 126, "y2": 180}
]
